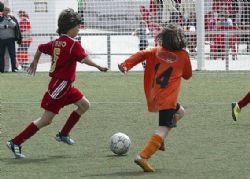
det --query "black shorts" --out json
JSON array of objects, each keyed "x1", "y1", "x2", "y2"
[{"x1": 159, "y1": 103, "x2": 180, "y2": 128}]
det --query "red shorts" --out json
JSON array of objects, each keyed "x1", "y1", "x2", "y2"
[{"x1": 41, "y1": 78, "x2": 84, "y2": 114}]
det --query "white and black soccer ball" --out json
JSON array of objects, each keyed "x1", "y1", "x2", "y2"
[{"x1": 109, "y1": 132, "x2": 131, "y2": 155}]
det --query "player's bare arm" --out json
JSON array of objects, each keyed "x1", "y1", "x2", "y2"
[
  {"x1": 82, "y1": 56, "x2": 108, "y2": 72},
  {"x1": 27, "y1": 49, "x2": 42, "y2": 75}
]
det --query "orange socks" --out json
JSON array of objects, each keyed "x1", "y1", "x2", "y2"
[{"x1": 139, "y1": 134, "x2": 163, "y2": 159}]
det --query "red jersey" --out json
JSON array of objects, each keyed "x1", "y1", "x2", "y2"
[
  {"x1": 38, "y1": 35, "x2": 87, "y2": 81},
  {"x1": 121, "y1": 47, "x2": 192, "y2": 112}
]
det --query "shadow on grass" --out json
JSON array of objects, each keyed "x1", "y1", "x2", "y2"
[
  {"x1": 105, "y1": 154, "x2": 128, "y2": 157},
  {"x1": 80, "y1": 169, "x2": 165, "y2": 178},
  {"x1": 228, "y1": 122, "x2": 250, "y2": 129},
  {"x1": 0, "y1": 154, "x2": 71, "y2": 164}
]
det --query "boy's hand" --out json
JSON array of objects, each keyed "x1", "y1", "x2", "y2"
[
  {"x1": 118, "y1": 63, "x2": 127, "y2": 73},
  {"x1": 98, "y1": 66, "x2": 109, "y2": 72},
  {"x1": 27, "y1": 62, "x2": 38, "y2": 75}
]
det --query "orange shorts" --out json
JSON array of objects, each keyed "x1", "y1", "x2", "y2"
[{"x1": 41, "y1": 78, "x2": 84, "y2": 114}]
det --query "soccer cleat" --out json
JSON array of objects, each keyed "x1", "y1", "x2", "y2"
[
  {"x1": 232, "y1": 102, "x2": 241, "y2": 121},
  {"x1": 6, "y1": 140, "x2": 25, "y2": 159},
  {"x1": 134, "y1": 155, "x2": 155, "y2": 172},
  {"x1": 159, "y1": 142, "x2": 165, "y2": 151},
  {"x1": 55, "y1": 132, "x2": 75, "y2": 145}
]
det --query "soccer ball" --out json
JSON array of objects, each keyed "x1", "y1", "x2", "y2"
[{"x1": 109, "y1": 132, "x2": 131, "y2": 155}]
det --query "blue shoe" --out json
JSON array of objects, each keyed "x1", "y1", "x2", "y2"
[
  {"x1": 55, "y1": 132, "x2": 75, "y2": 145},
  {"x1": 6, "y1": 140, "x2": 25, "y2": 159}
]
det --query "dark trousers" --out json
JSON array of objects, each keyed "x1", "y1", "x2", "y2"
[{"x1": 0, "y1": 38, "x2": 17, "y2": 72}]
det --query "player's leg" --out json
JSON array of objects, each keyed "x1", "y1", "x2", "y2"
[
  {"x1": 0, "y1": 41, "x2": 5, "y2": 73},
  {"x1": 238, "y1": 92, "x2": 250, "y2": 109},
  {"x1": 135, "y1": 130, "x2": 164, "y2": 171},
  {"x1": 134, "y1": 104, "x2": 183, "y2": 172},
  {"x1": 173, "y1": 105, "x2": 185, "y2": 123},
  {"x1": 74, "y1": 96, "x2": 90, "y2": 115},
  {"x1": 158, "y1": 104, "x2": 184, "y2": 151},
  {"x1": 56, "y1": 97, "x2": 90, "y2": 145},
  {"x1": 56, "y1": 86, "x2": 89, "y2": 145},
  {"x1": 34, "y1": 110, "x2": 56, "y2": 128},
  {"x1": 6, "y1": 39, "x2": 18, "y2": 72},
  {"x1": 134, "y1": 128, "x2": 166, "y2": 172},
  {"x1": 232, "y1": 91, "x2": 250, "y2": 121},
  {"x1": 7, "y1": 110, "x2": 56, "y2": 159}
]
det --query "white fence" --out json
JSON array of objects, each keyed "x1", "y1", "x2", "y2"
[{"x1": 2, "y1": 0, "x2": 250, "y2": 71}]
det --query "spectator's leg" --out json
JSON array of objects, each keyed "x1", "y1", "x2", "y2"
[
  {"x1": 6, "y1": 38, "x2": 17, "y2": 72},
  {"x1": 247, "y1": 35, "x2": 250, "y2": 52},
  {"x1": 22, "y1": 44, "x2": 30, "y2": 70},
  {"x1": 0, "y1": 40, "x2": 5, "y2": 73},
  {"x1": 16, "y1": 44, "x2": 23, "y2": 69}
]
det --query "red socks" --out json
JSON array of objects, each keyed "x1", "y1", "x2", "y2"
[
  {"x1": 60, "y1": 111, "x2": 81, "y2": 136},
  {"x1": 12, "y1": 111, "x2": 81, "y2": 145},
  {"x1": 238, "y1": 92, "x2": 250, "y2": 109},
  {"x1": 12, "y1": 122, "x2": 39, "y2": 145}
]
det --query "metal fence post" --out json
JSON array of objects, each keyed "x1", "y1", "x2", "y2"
[
  {"x1": 107, "y1": 34, "x2": 111, "y2": 69},
  {"x1": 225, "y1": 34, "x2": 229, "y2": 71}
]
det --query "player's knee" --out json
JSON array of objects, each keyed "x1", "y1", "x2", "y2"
[
  {"x1": 45, "y1": 119, "x2": 53, "y2": 126},
  {"x1": 155, "y1": 126, "x2": 169, "y2": 139},
  {"x1": 174, "y1": 105, "x2": 185, "y2": 121},
  {"x1": 77, "y1": 98, "x2": 90, "y2": 114},
  {"x1": 177, "y1": 106, "x2": 185, "y2": 118},
  {"x1": 34, "y1": 118, "x2": 52, "y2": 128},
  {"x1": 82, "y1": 99, "x2": 90, "y2": 111}
]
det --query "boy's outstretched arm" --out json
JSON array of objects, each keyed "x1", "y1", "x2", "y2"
[
  {"x1": 118, "y1": 51, "x2": 147, "y2": 73},
  {"x1": 27, "y1": 49, "x2": 42, "y2": 76},
  {"x1": 118, "y1": 63, "x2": 127, "y2": 74},
  {"x1": 82, "y1": 56, "x2": 108, "y2": 72}
]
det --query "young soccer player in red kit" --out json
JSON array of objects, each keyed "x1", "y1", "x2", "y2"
[
  {"x1": 118, "y1": 23, "x2": 192, "y2": 172},
  {"x1": 7, "y1": 8, "x2": 108, "y2": 159},
  {"x1": 232, "y1": 92, "x2": 250, "y2": 121}
]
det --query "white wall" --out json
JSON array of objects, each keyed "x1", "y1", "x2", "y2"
[
  {"x1": 8, "y1": 0, "x2": 77, "y2": 34},
  {"x1": 1, "y1": 0, "x2": 77, "y2": 65}
]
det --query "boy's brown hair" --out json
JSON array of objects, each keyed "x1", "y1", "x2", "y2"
[
  {"x1": 157, "y1": 23, "x2": 186, "y2": 51},
  {"x1": 57, "y1": 8, "x2": 81, "y2": 35}
]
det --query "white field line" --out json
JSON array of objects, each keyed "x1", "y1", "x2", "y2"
[
  {"x1": 0, "y1": 101, "x2": 229, "y2": 106},
  {"x1": 1, "y1": 101, "x2": 143, "y2": 104}
]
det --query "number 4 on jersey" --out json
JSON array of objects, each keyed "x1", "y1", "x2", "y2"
[{"x1": 155, "y1": 63, "x2": 173, "y2": 89}]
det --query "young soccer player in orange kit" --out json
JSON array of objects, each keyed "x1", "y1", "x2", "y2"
[
  {"x1": 118, "y1": 23, "x2": 192, "y2": 172},
  {"x1": 7, "y1": 8, "x2": 108, "y2": 159}
]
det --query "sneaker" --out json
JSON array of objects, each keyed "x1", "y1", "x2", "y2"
[
  {"x1": 6, "y1": 140, "x2": 25, "y2": 159},
  {"x1": 159, "y1": 142, "x2": 165, "y2": 151},
  {"x1": 55, "y1": 132, "x2": 75, "y2": 145},
  {"x1": 232, "y1": 102, "x2": 241, "y2": 121},
  {"x1": 134, "y1": 155, "x2": 155, "y2": 172}
]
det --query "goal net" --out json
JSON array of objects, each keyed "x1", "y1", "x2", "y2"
[{"x1": 1, "y1": 0, "x2": 250, "y2": 71}]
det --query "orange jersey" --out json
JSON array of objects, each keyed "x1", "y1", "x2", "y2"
[{"x1": 122, "y1": 47, "x2": 192, "y2": 112}]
